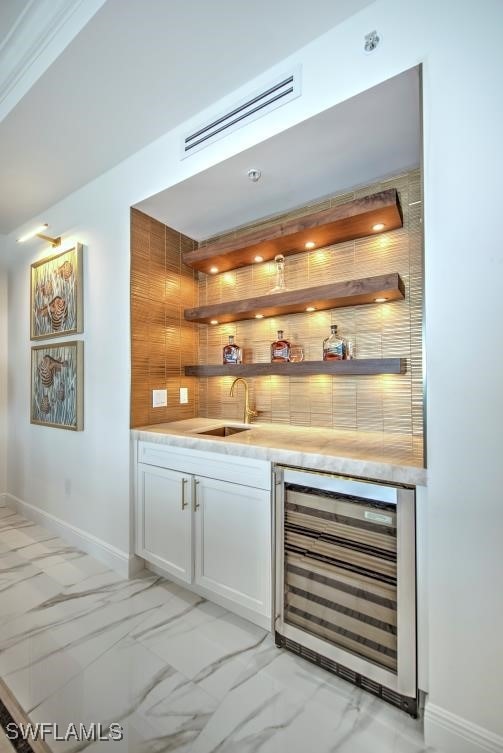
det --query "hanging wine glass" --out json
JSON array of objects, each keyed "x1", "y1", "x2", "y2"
[{"x1": 269, "y1": 254, "x2": 288, "y2": 293}]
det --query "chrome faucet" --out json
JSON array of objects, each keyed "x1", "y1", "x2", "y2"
[{"x1": 230, "y1": 378, "x2": 258, "y2": 424}]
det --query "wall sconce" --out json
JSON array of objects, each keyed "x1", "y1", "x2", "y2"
[{"x1": 17, "y1": 224, "x2": 61, "y2": 247}]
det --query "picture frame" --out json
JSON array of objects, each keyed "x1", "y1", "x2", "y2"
[
  {"x1": 31, "y1": 341, "x2": 84, "y2": 431},
  {"x1": 30, "y1": 244, "x2": 83, "y2": 340}
]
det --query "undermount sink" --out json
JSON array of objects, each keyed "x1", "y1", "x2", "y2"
[{"x1": 197, "y1": 425, "x2": 251, "y2": 437}]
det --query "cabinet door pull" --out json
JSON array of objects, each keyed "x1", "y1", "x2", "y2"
[
  {"x1": 181, "y1": 478, "x2": 189, "y2": 510},
  {"x1": 194, "y1": 479, "x2": 200, "y2": 511}
]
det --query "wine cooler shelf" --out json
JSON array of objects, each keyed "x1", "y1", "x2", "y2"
[{"x1": 184, "y1": 359, "x2": 406, "y2": 377}]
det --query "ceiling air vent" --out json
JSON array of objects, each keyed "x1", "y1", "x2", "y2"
[{"x1": 181, "y1": 67, "x2": 301, "y2": 158}]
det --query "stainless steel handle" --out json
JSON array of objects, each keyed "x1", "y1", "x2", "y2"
[
  {"x1": 181, "y1": 478, "x2": 188, "y2": 510},
  {"x1": 194, "y1": 479, "x2": 200, "y2": 511}
]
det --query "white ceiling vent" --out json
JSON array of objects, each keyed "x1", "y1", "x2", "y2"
[{"x1": 181, "y1": 67, "x2": 301, "y2": 158}]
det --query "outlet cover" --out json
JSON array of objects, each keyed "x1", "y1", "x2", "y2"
[
  {"x1": 179, "y1": 387, "x2": 189, "y2": 404},
  {"x1": 152, "y1": 389, "x2": 167, "y2": 408}
]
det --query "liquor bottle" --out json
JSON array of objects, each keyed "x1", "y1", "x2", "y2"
[
  {"x1": 323, "y1": 324, "x2": 345, "y2": 360},
  {"x1": 223, "y1": 335, "x2": 242, "y2": 365},
  {"x1": 271, "y1": 330, "x2": 290, "y2": 362}
]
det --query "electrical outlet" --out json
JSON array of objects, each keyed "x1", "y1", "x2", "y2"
[
  {"x1": 152, "y1": 389, "x2": 167, "y2": 408},
  {"x1": 179, "y1": 387, "x2": 189, "y2": 404}
]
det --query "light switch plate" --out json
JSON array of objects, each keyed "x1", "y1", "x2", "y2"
[
  {"x1": 152, "y1": 389, "x2": 167, "y2": 408},
  {"x1": 179, "y1": 387, "x2": 189, "y2": 404}
]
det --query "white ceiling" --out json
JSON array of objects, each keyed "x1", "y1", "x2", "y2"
[
  {"x1": 0, "y1": 0, "x2": 375, "y2": 233},
  {"x1": 0, "y1": 0, "x2": 31, "y2": 45},
  {"x1": 136, "y1": 67, "x2": 420, "y2": 240}
]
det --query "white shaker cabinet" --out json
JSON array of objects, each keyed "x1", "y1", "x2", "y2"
[
  {"x1": 136, "y1": 464, "x2": 193, "y2": 583},
  {"x1": 135, "y1": 441, "x2": 272, "y2": 628},
  {"x1": 194, "y1": 475, "x2": 271, "y2": 618}
]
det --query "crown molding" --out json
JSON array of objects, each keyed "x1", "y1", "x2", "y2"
[{"x1": 0, "y1": 0, "x2": 106, "y2": 122}]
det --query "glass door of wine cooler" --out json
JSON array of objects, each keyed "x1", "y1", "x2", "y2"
[{"x1": 274, "y1": 467, "x2": 416, "y2": 704}]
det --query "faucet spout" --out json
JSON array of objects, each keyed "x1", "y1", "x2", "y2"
[{"x1": 230, "y1": 378, "x2": 258, "y2": 424}]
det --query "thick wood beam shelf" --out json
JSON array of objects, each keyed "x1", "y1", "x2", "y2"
[
  {"x1": 183, "y1": 189, "x2": 403, "y2": 274},
  {"x1": 184, "y1": 273, "x2": 404, "y2": 324},
  {"x1": 185, "y1": 359, "x2": 406, "y2": 377}
]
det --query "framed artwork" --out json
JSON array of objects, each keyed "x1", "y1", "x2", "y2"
[
  {"x1": 31, "y1": 341, "x2": 84, "y2": 430},
  {"x1": 30, "y1": 244, "x2": 83, "y2": 340}
]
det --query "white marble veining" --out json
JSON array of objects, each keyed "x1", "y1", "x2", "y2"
[
  {"x1": 0, "y1": 504, "x2": 433, "y2": 752},
  {"x1": 132, "y1": 419, "x2": 427, "y2": 486}
]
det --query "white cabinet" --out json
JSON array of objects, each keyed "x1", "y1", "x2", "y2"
[
  {"x1": 194, "y1": 476, "x2": 271, "y2": 618},
  {"x1": 136, "y1": 464, "x2": 193, "y2": 583},
  {"x1": 135, "y1": 442, "x2": 272, "y2": 627}
]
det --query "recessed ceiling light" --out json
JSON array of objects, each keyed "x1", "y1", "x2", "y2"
[
  {"x1": 372, "y1": 223, "x2": 385, "y2": 232},
  {"x1": 305, "y1": 241, "x2": 316, "y2": 249},
  {"x1": 306, "y1": 306, "x2": 316, "y2": 312},
  {"x1": 210, "y1": 319, "x2": 219, "y2": 325},
  {"x1": 209, "y1": 266, "x2": 219, "y2": 274},
  {"x1": 254, "y1": 255, "x2": 264, "y2": 263},
  {"x1": 374, "y1": 297, "x2": 387, "y2": 303},
  {"x1": 255, "y1": 314, "x2": 264, "y2": 319}
]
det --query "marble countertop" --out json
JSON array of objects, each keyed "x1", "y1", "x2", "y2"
[{"x1": 132, "y1": 418, "x2": 426, "y2": 486}]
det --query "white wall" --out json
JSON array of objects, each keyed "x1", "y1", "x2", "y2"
[
  {"x1": 6, "y1": 205, "x2": 132, "y2": 560},
  {"x1": 420, "y1": 8, "x2": 503, "y2": 752},
  {"x1": 3, "y1": 1, "x2": 503, "y2": 750},
  {"x1": 0, "y1": 246, "x2": 7, "y2": 497}
]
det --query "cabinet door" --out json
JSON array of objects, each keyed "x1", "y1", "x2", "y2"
[
  {"x1": 136, "y1": 463, "x2": 193, "y2": 583},
  {"x1": 194, "y1": 476, "x2": 271, "y2": 618}
]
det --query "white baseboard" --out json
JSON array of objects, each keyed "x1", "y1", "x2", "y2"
[
  {"x1": 425, "y1": 702, "x2": 503, "y2": 753},
  {"x1": 4, "y1": 493, "x2": 144, "y2": 579}
]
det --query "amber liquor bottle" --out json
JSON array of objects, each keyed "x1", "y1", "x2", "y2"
[
  {"x1": 323, "y1": 324, "x2": 345, "y2": 360},
  {"x1": 271, "y1": 330, "x2": 290, "y2": 362},
  {"x1": 223, "y1": 335, "x2": 242, "y2": 364}
]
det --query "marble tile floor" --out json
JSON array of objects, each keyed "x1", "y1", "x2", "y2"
[{"x1": 0, "y1": 505, "x2": 435, "y2": 753}]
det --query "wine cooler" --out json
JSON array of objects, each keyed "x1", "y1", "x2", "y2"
[{"x1": 273, "y1": 466, "x2": 417, "y2": 715}]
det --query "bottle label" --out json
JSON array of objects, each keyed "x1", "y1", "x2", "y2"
[
  {"x1": 272, "y1": 345, "x2": 289, "y2": 360},
  {"x1": 324, "y1": 342, "x2": 344, "y2": 359},
  {"x1": 223, "y1": 346, "x2": 240, "y2": 364}
]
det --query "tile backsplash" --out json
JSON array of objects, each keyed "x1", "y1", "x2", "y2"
[{"x1": 130, "y1": 208, "x2": 198, "y2": 427}]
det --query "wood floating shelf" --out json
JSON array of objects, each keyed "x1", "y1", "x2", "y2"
[
  {"x1": 185, "y1": 359, "x2": 406, "y2": 377},
  {"x1": 183, "y1": 188, "x2": 403, "y2": 274},
  {"x1": 184, "y1": 273, "x2": 405, "y2": 325}
]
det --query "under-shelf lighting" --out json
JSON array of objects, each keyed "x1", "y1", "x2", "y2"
[
  {"x1": 372, "y1": 223, "x2": 385, "y2": 232},
  {"x1": 305, "y1": 241, "x2": 316, "y2": 249},
  {"x1": 306, "y1": 306, "x2": 316, "y2": 312},
  {"x1": 255, "y1": 314, "x2": 264, "y2": 319},
  {"x1": 17, "y1": 223, "x2": 61, "y2": 247},
  {"x1": 374, "y1": 297, "x2": 387, "y2": 303},
  {"x1": 209, "y1": 266, "x2": 219, "y2": 274},
  {"x1": 210, "y1": 319, "x2": 219, "y2": 324},
  {"x1": 253, "y1": 255, "x2": 264, "y2": 263}
]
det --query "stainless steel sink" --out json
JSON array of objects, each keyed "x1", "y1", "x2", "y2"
[{"x1": 197, "y1": 425, "x2": 251, "y2": 437}]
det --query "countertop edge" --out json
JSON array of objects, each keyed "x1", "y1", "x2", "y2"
[{"x1": 131, "y1": 427, "x2": 427, "y2": 487}]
